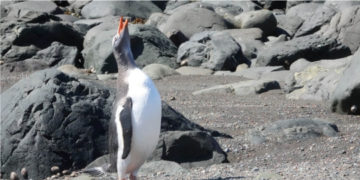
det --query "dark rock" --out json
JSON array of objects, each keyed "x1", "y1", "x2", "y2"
[
  {"x1": 82, "y1": 21, "x2": 178, "y2": 74},
  {"x1": 81, "y1": 1, "x2": 161, "y2": 19},
  {"x1": 1, "y1": 42, "x2": 79, "y2": 79},
  {"x1": 151, "y1": 131, "x2": 228, "y2": 168},
  {"x1": 161, "y1": 6, "x2": 231, "y2": 44},
  {"x1": 330, "y1": 49, "x2": 360, "y2": 115},
  {"x1": 177, "y1": 31, "x2": 248, "y2": 71},
  {"x1": 255, "y1": 34, "x2": 351, "y2": 68},
  {"x1": 73, "y1": 16, "x2": 117, "y2": 35},
  {"x1": 0, "y1": 69, "x2": 113, "y2": 180},
  {"x1": 255, "y1": 0, "x2": 287, "y2": 10},
  {"x1": 4, "y1": 1, "x2": 62, "y2": 18},
  {"x1": 248, "y1": 118, "x2": 339, "y2": 144},
  {"x1": 294, "y1": 4, "x2": 337, "y2": 37}
]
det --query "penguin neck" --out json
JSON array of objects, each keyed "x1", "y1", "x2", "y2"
[{"x1": 114, "y1": 48, "x2": 137, "y2": 76}]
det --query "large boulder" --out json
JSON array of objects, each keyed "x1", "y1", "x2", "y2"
[
  {"x1": 1, "y1": 42, "x2": 79, "y2": 77},
  {"x1": 0, "y1": 69, "x2": 114, "y2": 180},
  {"x1": 330, "y1": 49, "x2": 360, "y2": 115},
  {"x1": 255, "y1": 34, "x2": 350, "y2": 68},
  {"x1": 294, "y1": 4, "x2": 337, "y2": 37},
  {"x1": 82, "y1": 19, "x2": 178, "y2": 74},
  {"x1": 247, "y1": 118, "x2": 339, "y2": 144},
  {"x1": 177, "y1": 31, "x2": 248, "y2": 71},
  {"x1": 319, "y1": 5, "x2": 360, "y2": 53},
  {"x1": 275, "y1": 14, "x2": 303, "y2": 37},
  {"x1": 151, "y1": 131, "x2": 228, "y2": 168},
  {"x1": 161, "y1": 6, "x2": 231, "y2": 44},
  {"x1": 284, "y1": 56, "x2": 352, "y2": 101},
  {"x1": 286, "y1": 3, "x2": 322, "y2": 21},
  {"x1": 3, "y1": 1, "x2": 62, "y2": 18},
  {"x1": 81, "y1": 1, "x2": 162, "y2": 19}
]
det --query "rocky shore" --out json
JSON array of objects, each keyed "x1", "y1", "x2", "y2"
[{"x1": 1, "y1": 1, "x2": 359, "y2": 180}]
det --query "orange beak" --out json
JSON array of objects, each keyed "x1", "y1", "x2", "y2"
[{"x1": 117, "y1": 16, "x2": 128, "y2": 35}]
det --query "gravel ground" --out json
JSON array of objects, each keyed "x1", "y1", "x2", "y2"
[
  {"x1": 142, "y1": 74, "x2": 360, "y2": 180},
  {"x1": 2, "y1": 73, "x2": 359, "y2": 180}
]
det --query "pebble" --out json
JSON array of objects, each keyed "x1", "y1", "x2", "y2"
[
  {"x1": 62, "y1": 170, "x2": 70, "y2": 175},
  {"x1": 51, "y1": 166, "x2": 60, "y2": 174},
  {"x1": 21, "y1": 168, "x2": 28, "y2": 178},
  {"x1": 10, "y1": 172, "x2": 19, "y2": 180},
  {"x1": 70, "y1": 171, "x2": 77, "y2": 177}
]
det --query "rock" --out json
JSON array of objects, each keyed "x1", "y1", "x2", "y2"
[
  {"x1": 0, "y1": 69, "x2": 114, "y2": 180},
  {"x1": 330, "y1": 49, "x2": 360, "y2": 115},
  {"x1": 81, "y1": 1, "x2": 161, "y2": 19},
  {"x1": 248, "y1": 118, "x2": 339, "y2": 144},
  {"x1": 233, "y1": 9, "x2": 277, "y2": 35},
  {"x1": 255, "y1": 34, "x2": 350, "y2": 68},
  {"x1": 256, "y1": 171, "x2": 283, "y2": 180},
  {"x1": 294, "y1": 4, "x2": 337, "y2": 37},
  {"x1": 193, "y1": 79, "x2": 280, "y2": 96},
  {"x1": 56, "y1": 14, "x2": 80, "y2": 23},
  {"x1": 82, "y1": 21, "x2": 178, "y2": 74},
  {"x1": 3, "y1": 45, "x2": 40, "y2": 63},
  {"x1": 286, "y1": 3, "x2": 322, "y2": 21},
  {"x1": 145, "y1": 12, "x2": 169, "y2": 32},
  {"x1": 177, "y1": 31, "x2": 248, "y2": 71},
  {"x1": 319, "y1": 5, "x2": 360, "y2": 53},
  {"x1": 1, "y1": 42, "x2": 79, "y2": 77},
  {"x1": 161, "y1": 6, "x2": 231, "y2": 44},
  {"x1": 264, "y1": 34, "x2": 287, "y2": 46},
  {"x1": 284, "y1": 56, "x2": 352, "y2": 101},
  {"x1": 51, "y1": 166, "x2": 60, "y2": 174},
  {"x1": 151, "y1": 131, "x2": 228, "y2": 168},
  {"x1": 73, "y1": 16, "x2": 118, "y2": 34},
  {"x1": 68, "y1": 0, "x2": 92, "y2": 14},
  {"x1": 10, "y1": 172, "x2": 18, "y2": 180},
  {"x1": 223, "y1": 28, "x2": 265, "y2": 59},
  {"x1": 260, "y1": 70, "x2": 292, "y2": 88},
  {"x1": 289, "y1": 58, "x2": 311, "y2": 72},
  {"x1": 138, "y1": 160, "x2": 188, "y2": 177},
  {"x1": 176, "y1": 66, "x2": 214, "y2": 75},
  {"x1": 20, "y1": 168, "x2": 28, "y2": 179},
  {"x1": 142, "y1": 64, "x2": 179, "y2": 80},
  {"x1": 236, "y1": 63, "x2": 249, "y2": 72},
  {"x1": 275, "y1": 14, "x2": 304, "y2": 37},
  {"x1": 4, "y1": 1, "x2": 62, "y2": 18}
]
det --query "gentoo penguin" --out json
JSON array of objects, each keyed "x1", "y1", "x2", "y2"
[{"x1": 108, "y1": 17, "x2": 162, "y2": 180}]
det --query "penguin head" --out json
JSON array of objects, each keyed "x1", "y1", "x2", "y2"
[{"x1": 112, "y1": 17, "x2": 131, "y2": 54}]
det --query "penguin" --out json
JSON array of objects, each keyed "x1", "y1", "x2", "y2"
[{"x1": 108, "y1": 17, "x2": 162, "y2": 180}]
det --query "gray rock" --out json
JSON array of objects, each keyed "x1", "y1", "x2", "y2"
[
  {"x1": 286, "y1": 3, "x2": 322, "y2": 21},
  {"x1": 294, "y1": 4, "x2": 337, "y2": 37},
  {"x1": 176, "y1": 67, "x2": 214, "y2": 76},
  {"x1": 82, "y1": 21, "x2": 178, "y2": 74},
  {"x1": 255, "y1": 34, "x2": 350, "y2": 68},
  {"x1": 0, "y1": 69, "x2": 114, "y2": 180},
  {"x1": 161, "y1": 6, "x2": 231, "y2": 44},
  {"x1": 145, "y1": 12, "x2": 169, "y2": 32},
  {"x1": 289, "y1": 58, "x2": 311, "y2": 72},
  {"x1": 81, "y1": 1, "x2": 161, "y2": 19},
  {"x1": 142, "y1": 64, "x2": 179, "y2": 80},
  {"x1": 319, "y1": 5, "x2": 360, "y2": 53},
  {"x1": 68, "y1": 0, "x2": 92, "y2": 14},
  {"x1": 248, "y1": 118, "x2": 339, "y2": 144},
  {"x1": 193, "y1": 79, "x2": 280, "y2": 96},
  {"x1": 330, "y1": 49, "x2": 360, "y2": 115},
  {"x1": 3, "y1": 45, "x2": 40, "y2": 62},
  {"x1": 234, "y1": 9, "x2": 277, "y2": 35},
  {"x1": 284, "y1": 56, "x2": 352, "y2": 101},
  {"x1": 260, "y1": 70, "x2": 292, "y2": 87},
  {"x1": 177, "y1": 31, "x2": 248, "y2": 71},
  {"x1": 138, "y1": 160, "x2": 188, "y2": 176},
  {"x1": 58, "y1": 65, "x2": 98, "y2": 80},
  {"x1": 275, "y1": 14, "x2": 304, "y2": 37},
  {"x1": 4, "y1": 1, "x2": 62, "y2": 18},
  {"x1": 73, "y1": 16, "x2": 118, "y2": 34},
  {"x1": 151, "y1": 131, "x2": 228, "y2": 168}
]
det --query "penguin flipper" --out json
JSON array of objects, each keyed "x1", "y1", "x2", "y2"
[{"x1": 119, "y1": 97, "x2": 133, "y2": 159}]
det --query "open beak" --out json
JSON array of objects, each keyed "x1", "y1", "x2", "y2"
[{"x1": 117, "y1": 16, "x2": 129, "y2": 35}]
